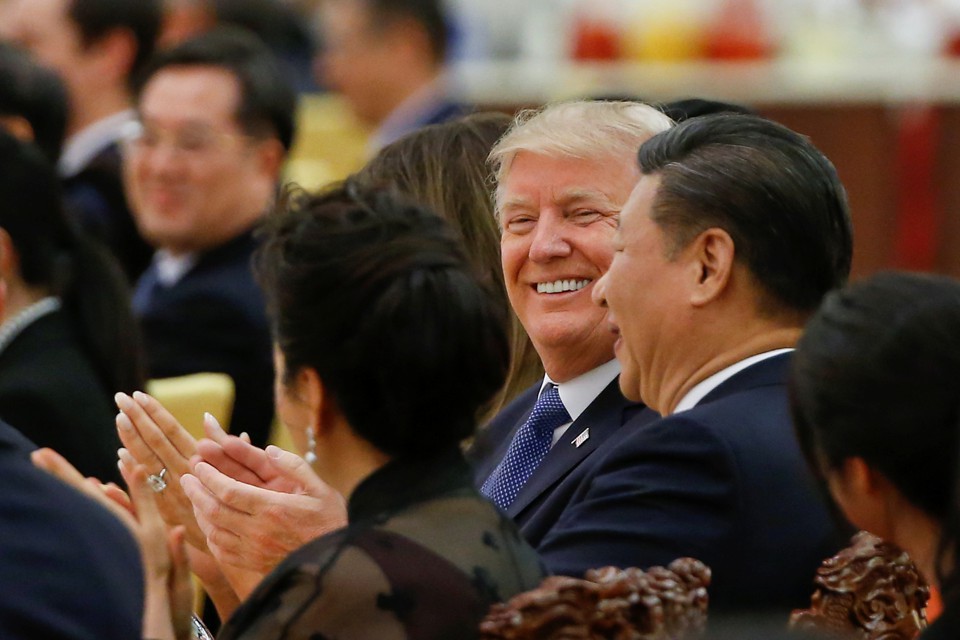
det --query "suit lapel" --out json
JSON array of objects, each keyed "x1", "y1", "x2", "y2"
[{"x1": 507, "y1": 379, "x2": 641, "y2": 518}]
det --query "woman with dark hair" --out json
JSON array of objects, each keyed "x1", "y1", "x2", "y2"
[
  {"x1": 790, "y1": 271, "x2": 960, "y2": 638},
  {"x1": 0, "y1": 131, "x2": 144, "y2": 482},
  {"x1": 354, "y1": 112, "x2": 542, "y2": 422},
  {"x1": 200, "y1": 182, "x2": 545, "y2": 638}
]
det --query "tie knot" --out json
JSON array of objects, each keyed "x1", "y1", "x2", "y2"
[{"x1": 528, "y1": 384, "x2": 570, "y2": 435}]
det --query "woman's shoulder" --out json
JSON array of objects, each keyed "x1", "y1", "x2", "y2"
[{"x1": 225, "y1": 504, "x2": 545, "y2": 640}]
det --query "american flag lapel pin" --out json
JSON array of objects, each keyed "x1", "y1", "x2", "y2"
[{"x1": 572, "y1": 428, "x2": 590, "y2": 448}]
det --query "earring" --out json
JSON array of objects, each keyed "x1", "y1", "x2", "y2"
[{"x1": 305, "y1": 425, "x2": 317, "y2": 464}]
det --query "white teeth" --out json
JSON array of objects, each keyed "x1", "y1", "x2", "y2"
[{"x1": 536, "y1": 279, "x2": 590, "y2": 294}]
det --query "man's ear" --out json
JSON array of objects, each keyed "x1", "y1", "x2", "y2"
[
  {"x1": 687, "y1": 227, "x2": 735, "y2": 307},
  {"x1": 0, "y1": 228, "x2": 16, "y2": 322},
  {"x1": 0, "y1": 227, "x2": 19, "y2": 279},
  {"x1": 89, "y1": 27, "x2": 139, "y2": 84},
  {"x1": 254, "y1": 137, "x2": 286, "y2": 181},
  {"x1": 828, "y1": 457, "x2": 896, "y2": 537},
  {"x1": 0, "y1": 115, "x2": 35, "y2": 144}
]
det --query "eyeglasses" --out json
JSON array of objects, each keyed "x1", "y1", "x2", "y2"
[{"x1": 120, "y1": 120, "x2": 251, "y2": 158}]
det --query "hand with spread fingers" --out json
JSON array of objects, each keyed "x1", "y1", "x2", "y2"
[
  {"x1": 182, "y1": 444, "x2": 347, "y2": 600},
  {"x1": 114, "y1": 391, "x2": 229, "y2": 550},
  {"x1": 31, "y1": 448, "x2": 194, "y2": 640}
]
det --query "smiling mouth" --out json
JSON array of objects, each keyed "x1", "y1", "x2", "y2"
[{"x1": 535, "y1": 279, "x2": 591, "y2": 294}]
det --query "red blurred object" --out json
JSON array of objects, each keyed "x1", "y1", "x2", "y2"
[
  {"x1": 928, "y1": 586, "x2": 943, "y2": 623},
  {"x1": 704, "y1": 0, "x2": 773, "y2": 60},
  {"x1": 893, "y1": 106, "x2": 942, "y2": 271},
  {"x1": 572, "y1": 16, "x2": 621, "y2": 61}
]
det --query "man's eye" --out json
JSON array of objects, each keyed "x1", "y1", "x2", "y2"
[{"x1": 505, "y1": 216, "x2": 535, "y2": 232}]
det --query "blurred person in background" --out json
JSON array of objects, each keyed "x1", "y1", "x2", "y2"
[
  {"x1": 0, "y1": 127, "x2": 143, "y2": 484},
  {"x1": 125, "y1": 27, "x2": 296, "y2": 448},
  {"x1": 790, "y1": 271, "x2": 960, "y2": 639},
  {"x1": 159, "y1": 0, "x2": 317, "y2": 92},
  {"x1": 2, "y1": 0, "x2": 162, "y2": 283},
  {"x1": 0, "y1": 42, "x2": 69, "y2": 164},
  {"x1": 317, "y1": 0, "x2": 467, "y2": 152}
]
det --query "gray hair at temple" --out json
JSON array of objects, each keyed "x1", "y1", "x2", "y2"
[{"x1": 488, "y1": 100, "x2": 673, "y2": 220}]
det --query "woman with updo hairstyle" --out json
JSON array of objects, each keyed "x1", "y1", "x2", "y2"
[
  {"x1": 354, "y1": 112, "x2": 543, "y2": 424},
  {"x1": 0, "y1": 131, "x2": 143, "y2": 483},
  {"x1": 214, "y1": 181, "x2": 546, "y2": 639},
  {"x1": 790, "y1": 271, "x2": 960, "y2": 638}
]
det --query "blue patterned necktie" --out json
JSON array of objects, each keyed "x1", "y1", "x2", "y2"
[{"x1": 481, "y1": 384, "x2": 571, "y2": 510}]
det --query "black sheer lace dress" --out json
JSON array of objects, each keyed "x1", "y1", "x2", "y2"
[{"x1": 218, "y1": 447, "x2": 546, "y2": 640}]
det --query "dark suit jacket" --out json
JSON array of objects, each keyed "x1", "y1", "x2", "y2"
[
  {"x1": 536, "y1": 354, "x2": 846, "y2": 615},
  {"x1": 0, "y1": 419, "x2": 143, "y2": 639},
  {"x1": 133, "y1": 229, "x2": 275, "y2": 447},
  {"x1": 468, "y1": 376, "x2": 655, "y2": 548},
  {"x1": 62, "y1": 142, "x2": 154, "y2": 283},
  {"x1": 0, "y1": 310, "x2": 121, "y2": 484}
]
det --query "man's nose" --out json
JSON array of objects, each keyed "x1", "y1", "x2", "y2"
[{"x1": 528, "y1": 214, "x2": 572, "y2": 262}]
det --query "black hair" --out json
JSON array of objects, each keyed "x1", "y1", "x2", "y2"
[
  {"x1": 637, "y1": 113, "x2": 853, "y2": 315},
  {"x1": 790, "y1": 271, "x2": 960, "y2": 593},
  {"x1": 658, "y1": 97, "x2": 756, "y2": 123},
  {"x1": 67, "y1": 0, "x2": 162, "y2": 82},
  {"x1": 255, "y1": 181, "x2": 510, "y2": 457},
  {"x1": 0, "y1": 43, "x2": 68, "y2": 163},
  {"x1": 133, "y1": 26, "x2": 297, "y2": 151},
  {"x1": 0, "y1": 131, "x2": 144, "y2": 393}
]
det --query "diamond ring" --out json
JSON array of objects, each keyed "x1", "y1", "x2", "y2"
[{"x1": 147, "y1": 467, "x2": 168, "y2": 493}]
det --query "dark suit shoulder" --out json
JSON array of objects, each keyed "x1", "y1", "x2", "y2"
[
  {"x1": 537, "y1": 359, "x2": 842, "y2": 615},
  {"x1": 0, "y1": 421, "x2": 143, "y2": 639},
  {"x1": 0, "y1": 313, "x2": 120, "y2": 482}
]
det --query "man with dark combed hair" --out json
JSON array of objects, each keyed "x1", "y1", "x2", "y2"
[
  {"x1": 546, "y1": 113, "x2": 854, "y2": 616},
  {"x1": 3, "y1": 0, "x2": 163, "y2": 282}
]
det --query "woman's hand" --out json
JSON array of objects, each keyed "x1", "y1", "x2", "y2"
[
  {"x1": 182, "y1": 444, "x2": 347, "y2": 600},
  {"x1": 115, "y1": 391, "x2": 230, "y2": 550},
  {"x1": 31, "y1": 448, "x2": 194, "y2": 640}
]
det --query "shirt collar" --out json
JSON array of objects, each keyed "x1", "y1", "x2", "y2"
[
  {"x1": 367, "y1": 76, "x2": 447, "y2": 153},
  {"x1": 153, "y1": 250, "x2": 199, "y2": 287},
  {"x1": 672, "y1": 348, "x2": 794, "y2": 414},
  {"x1": 0, "y1": 297, "x2": 62, "y2": 356},
  {"x1": 58, "y1": 109, "x2": 136, "y2": 178},
  {"x1": 543, "y1": 358, "x2": 621, "y2": 422}
]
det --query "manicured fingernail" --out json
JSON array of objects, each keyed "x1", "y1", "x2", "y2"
[
  {"x1": 116, "y1": 413, "x2": 133, "y2": 431},
  {"x1": 266, "y1": 445, "x2": 281, "y2": 459},
  {"x1": 114, "y1": 393, "x2": 132, "y2": 410},
  {"x1": 132, "y1": 391, "x2": 148, "y2": 404}
]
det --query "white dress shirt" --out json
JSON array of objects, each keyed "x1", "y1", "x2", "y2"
[
  {"x1": 58, "y1": 109, "x2": 136, "y2": 178},
  {"x1": 541, "y1": 358, "x2": 621, "y2": 446},
  {"x1": 672, "y1": 348, "x2": 794, "y2": 414}
]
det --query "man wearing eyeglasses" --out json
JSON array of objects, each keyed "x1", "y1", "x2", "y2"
[{"x1": 125, "y1": 27, "x2": 297, "y2": 448}]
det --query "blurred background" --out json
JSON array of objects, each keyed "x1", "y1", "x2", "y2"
[{"x1": 5, "y1": 0, "x2": 960, "y2": 280}]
